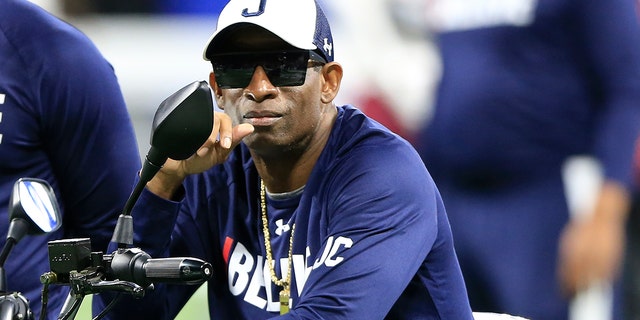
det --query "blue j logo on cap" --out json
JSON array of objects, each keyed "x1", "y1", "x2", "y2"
[{"x1": 242, "y1": 0, "x2": 266, "y2": 17}]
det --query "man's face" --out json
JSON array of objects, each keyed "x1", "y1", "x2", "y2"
[{"x1": 211, "y1": 29, "x2": 330, "y2": 157}]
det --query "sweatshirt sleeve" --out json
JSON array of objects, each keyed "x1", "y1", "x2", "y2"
[{"x1": 577, "y1": 0, "x2": 640, "y2": 188}]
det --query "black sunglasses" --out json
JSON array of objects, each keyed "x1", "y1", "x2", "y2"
[{"x1": 210, "y1": 50, "x2": 326, "y2": 89}]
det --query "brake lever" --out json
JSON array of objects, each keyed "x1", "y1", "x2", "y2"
[
  {"x1": 55, "y1": 269, "x2": 148, "y2": 320},
  {"x1": 65, "y1": 270, "x2": 146, "y2": 299},
  {"x1": 86, "y1": 280, "x2": 147, "y2": 298}
]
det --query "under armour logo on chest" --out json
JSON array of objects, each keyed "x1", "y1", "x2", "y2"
[{"x1": 274, "y1": 219, "x2": 291, "y2": 236}]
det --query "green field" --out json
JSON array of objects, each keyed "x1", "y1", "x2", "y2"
[{"x1": 76, "y1": 284, "x2": 209, "y2": 319}]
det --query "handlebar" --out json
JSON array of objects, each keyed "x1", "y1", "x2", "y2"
[{"x1": 42, "y1": 238, "x2": 213, "y2": 320}]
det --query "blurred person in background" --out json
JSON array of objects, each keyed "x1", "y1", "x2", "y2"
[
  {"x1": 413, "y1": 0, "x2": 640, "y2": 319},
  {"x1": 319, "y1": 0, "x2": 440, "y2": 143},
  {"x1": 1, "y1": 0, "x2": 141, "y2": 318}
]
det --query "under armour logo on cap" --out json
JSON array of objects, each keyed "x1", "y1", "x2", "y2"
[{"x1": 203, "y1": 0, "x2": 334, "y2": 63}]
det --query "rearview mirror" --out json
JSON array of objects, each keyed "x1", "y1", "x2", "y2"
[{"x1": 8, "y1": 178, "x2": 61, "y2": 237}]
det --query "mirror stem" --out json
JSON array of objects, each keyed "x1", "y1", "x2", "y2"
[
  {"x1": 113, "y1": 150, "x2": 165, "y2": 248},
  {"x1": 0, "y1": 238, "x2": 15, "y2": 269},
  {"x1": 0, "y1": 237, "x2": 16, "y2": 291}
]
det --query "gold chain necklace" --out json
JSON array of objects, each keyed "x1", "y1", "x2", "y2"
[{"x1": 260, "y1": 179, "x2": 296, "y2": 315}]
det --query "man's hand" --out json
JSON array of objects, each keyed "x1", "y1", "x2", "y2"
[
  {"x1": 557, "y1": 181, "x2": 629, "y2": 297},
  {"x1": 147, "y1": 111, "x2": 254, "y2": 199}
]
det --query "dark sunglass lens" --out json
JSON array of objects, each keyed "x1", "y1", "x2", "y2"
[
  {"x1": 266, "y1": 68, "x2": 307, "y2": 86},
  {"x1": 214, "y1": 67, "x2": 253, "y2": 89},
  {"x1": 264, "y1": 51, "x2": 309, "y2": 86},
  {"x1": 212, "y1": 55, "x2": 255, "y2": 89}
]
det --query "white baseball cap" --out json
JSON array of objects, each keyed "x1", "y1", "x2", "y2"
[{"x1": 203, "y1": 0, "x2": 334, "y2": 62}]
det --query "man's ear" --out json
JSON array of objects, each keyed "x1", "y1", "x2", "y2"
[
  {"x1": 209, "y1": 72, "x2": 225, "y2": 110},
  {"x1": 320, "y1": 62, "x2": 343, "y2": 104}
]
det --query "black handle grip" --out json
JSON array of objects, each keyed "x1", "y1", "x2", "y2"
[{"x1": 144, "y1": 257, "x2": 213, "y2": 285}]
